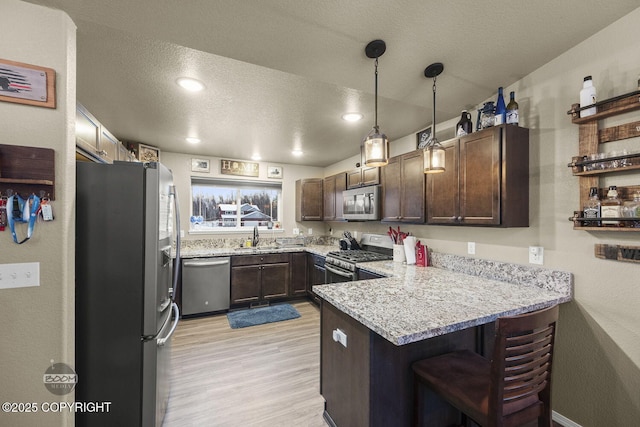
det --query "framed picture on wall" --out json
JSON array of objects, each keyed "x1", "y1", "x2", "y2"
[
  {"x1": 191, "y1": 158, "x2": 210, "y2": 173},
  {"x1": 416, "y1": 126, "x2": 432, "y2": 149},
  {"x1": 0, "y1": 58, "x2": 56, "y2": 109},
  {"x1": 137, "y1": 143, "x2": 160, "y2": 162},
  {"x1": 267, "y1": 165, "x2": 283, "y2": 179}
]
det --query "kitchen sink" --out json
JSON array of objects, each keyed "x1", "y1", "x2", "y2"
[{"x1": 233, "y1": 245, "x2": 281, "y2": 253}]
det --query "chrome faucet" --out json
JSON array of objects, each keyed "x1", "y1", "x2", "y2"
[{"x1": 252, "y1": 226, "x2": 259, "y2": 247}]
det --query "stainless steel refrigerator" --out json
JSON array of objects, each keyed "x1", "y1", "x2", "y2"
[{"x1": 76, "y1": 161, "x2": 181, "y2": 427}]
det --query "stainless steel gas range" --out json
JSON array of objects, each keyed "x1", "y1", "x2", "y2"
[{"x1": 325, "y1": 234, "x2": 393, "y2": 283}]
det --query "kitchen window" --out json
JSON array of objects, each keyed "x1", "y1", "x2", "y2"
[{"x1": 190, "y1": 178, "x2": 281, "y2": 232}]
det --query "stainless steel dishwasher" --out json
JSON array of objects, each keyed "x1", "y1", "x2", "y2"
[{"x1": 181, "y1": 257, "x2": 231, "y2": 316}]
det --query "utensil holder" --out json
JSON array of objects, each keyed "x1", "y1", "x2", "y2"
[{"x1": 393, "y1": 244, "x2": 406, "y2": 263}]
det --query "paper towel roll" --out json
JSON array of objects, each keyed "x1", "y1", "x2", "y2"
[{"x1": 403, "y1": 236, "x2": 416, "y2": 265}]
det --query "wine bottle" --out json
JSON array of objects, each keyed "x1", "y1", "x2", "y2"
[
  {"x1": 494, "y1": 87, "x2": 506, "y2": 125},
  {"x1": 506, "y1": 91, "x2": 519, "y2": 125}
]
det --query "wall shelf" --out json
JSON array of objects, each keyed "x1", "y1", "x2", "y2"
[
  {"x1": 567, "y1": 90, "x2": 640, "y2": 231},
  {"x1": 0, "y1": 144, "x2": 55, "y2": 199}
]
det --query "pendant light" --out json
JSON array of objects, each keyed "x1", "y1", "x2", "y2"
[
  {"x1": 362, "y1": 39, "x2": 389, "y2": 167},
  {"x1": 423, "y1": 62, "x2": 445, "y2": 174}
]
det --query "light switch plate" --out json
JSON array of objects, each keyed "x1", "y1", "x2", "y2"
[
  {"x1": 0, "y1": 262, "x2": 40, "y2": 289},
  {"x1": 467, "y1": 242, "x2": 476, "y2": 255},
  {"x1": 529, "y1": 246, "x2": 544, "y2": 265}
]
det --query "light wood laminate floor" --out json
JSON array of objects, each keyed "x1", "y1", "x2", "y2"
[
  {"x1": 164, "y1": 300, "x2": 564, "y2": 427},
  {"x1": 163, "y1": 301, "x2": 326, "y2": 427}
]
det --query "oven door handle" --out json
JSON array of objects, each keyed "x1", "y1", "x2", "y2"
[{"x1": 325, "y1": 264, "x2": 356, "y2": 279}]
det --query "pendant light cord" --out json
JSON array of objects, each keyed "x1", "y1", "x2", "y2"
[
  {"x1": 431, "y1": 75, "x2": 437, "y2": 142},
  {"x1": 374, "y1": 57, "x2": 379, "y2": 132}
]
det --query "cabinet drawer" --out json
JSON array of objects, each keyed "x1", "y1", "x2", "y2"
[{"x1": 232, "y1": 253, "x2": 290, "y2": 266}]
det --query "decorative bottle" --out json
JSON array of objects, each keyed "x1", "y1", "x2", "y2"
[
  {"x1": 601, "y1": 185, "x2": 622, "y2": 226},
  {"x1": 582, "y1": 187, "x2": 601, "y2": 227},
  {"x1": 580, "y1": 76, "x2": 597, "y2": 117},
  {"x1": 494, "y1": 87, "x2": 506, "y2": 125},
  {"x1": 456, "y1": 110, "x2": 473, "y2": 136},
  {"x1": 506, "y1": 91, "x2": 519, "y2": 125},
  {"x1": 622, "y1": 190, "x2": 640, "y2": 228}
]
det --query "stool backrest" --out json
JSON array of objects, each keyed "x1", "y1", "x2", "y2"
[{"x1": 489, "y1": 304, "x2": 559, "y2": 426}]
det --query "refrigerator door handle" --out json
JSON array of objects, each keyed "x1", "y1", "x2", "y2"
[
  {"x1": 157, "y1": 303, "x2": 180, "y2": 347},
  {"x1": 158, "y1": 298, "x2": 172, "y2": 313}
]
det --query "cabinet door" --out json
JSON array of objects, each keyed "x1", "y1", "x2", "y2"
[
  {"x1": 361, "y1": 166, "x2": 380, "y2": 186},
  {"x1": 346, "y1": 169, "x2": 363, "y2": 189},
  {"x1": 323, "y1": 175, "x2": 336, "y2": 220},
  {"x1": 427, "y1": 143, "x2": 459, "y2": 224},
  {"x1": 99, "y1": 128, "x2": 119, "y2": 164},
  {"x1": 334, "y1": 172, "x2": 347, "y2": 221},
  {"x1": 381, "y1": 156, "x2": 402, "y2": 221},
  {"x1": 290, "y1": 252, "x2": 307, "y2": 296},
  {"x1": 75, "y1": 104, "x2": 101, "y2": 160},
  {"x1": 230, "y1": 265, "x2": 261, "y2": 304},
  {"x1": 262, "y1": 262, "x2": 289, "y2": 300},
  {"x1": 296, "y1": 179, "x2": 323, "y2": 221},
  {"x1": 459, "y1": 129, "x2": 500, "y2": 225},
  {"x1": 399, "y1": 150, "x2": 426, "y2": 223}
]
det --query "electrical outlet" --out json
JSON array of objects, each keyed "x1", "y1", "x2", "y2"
[
  {"x1": 0, "y1": 262, "x2": 40, "y2": 289},
  {"x1": 180, "y1": 230, "x2": 185, "y2": 238},
  {"x1": 292, "y1": 228, "x2": 300, "y2": 235},
  {"x1": 308, "y1": 228, "x2": 313, "y2": 235},
  {"x1": 353, "y1": 231, "x2": 358, "y2": 238},
  {"x1": 529, "y1": 246, "x2": 544, "y2": 265},
  {"x1": 467, "y1": 242, "x2": 476, "y2": 255}
]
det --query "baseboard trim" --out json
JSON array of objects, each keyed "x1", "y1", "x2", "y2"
[{"x1": 553, "y1": 410, "x2": 583, "y2": 427}]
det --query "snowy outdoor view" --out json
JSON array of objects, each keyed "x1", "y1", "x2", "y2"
[{"x1": 191, "y1": 183, "x2": 280, "y2": 230}]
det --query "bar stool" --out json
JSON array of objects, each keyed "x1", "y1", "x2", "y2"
[{"x1": 412, "y1": 304, "x2": 559, "y2": 427}]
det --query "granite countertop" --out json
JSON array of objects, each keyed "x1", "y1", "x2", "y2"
[
  {"x1": 177, "y1": 241, "x2": 573, "y2": 348},
  {"x1": 313, "y1": 259, "x2": 573, "y2": 346},
  {"x1": 179, "y1": 244, "x2": 334, "y2": 258}
]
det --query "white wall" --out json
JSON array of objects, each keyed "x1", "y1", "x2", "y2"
[{"x1": 0, "y1": 2, "x2": 76, "y2": 427}]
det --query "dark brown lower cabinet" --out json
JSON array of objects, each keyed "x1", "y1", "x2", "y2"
[
  {"x1": 320, "y1": 301, "x2": 479, "y2": 427},
  {"x1": 231, "y1": 254, "x2": 290, "y2": 305},
  {"x1": 289, "y1": 252, "x2": 308, "y2": 297},
  {"x1": 306, "y1": 253, "x2": 325, "y2": 304}
]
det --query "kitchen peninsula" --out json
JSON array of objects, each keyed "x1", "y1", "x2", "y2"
[{"x1": 314, "y1": 255, "x2": 573, "y2": 427}]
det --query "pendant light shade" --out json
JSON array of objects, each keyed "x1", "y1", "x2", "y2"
[
  {"x1": 363, "y1": 40, "x2": 389, "y2": 167},
  {"x1": 363, "y1": 127, "x2": 389, "y2": 167},
  {"x1": 423, "y1": 62, "x2": 445, "y2": 174},
  {"x1": 424, "y1": 143, "x2": 446, "y2": 172}
]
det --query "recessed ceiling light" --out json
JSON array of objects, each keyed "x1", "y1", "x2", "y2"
[
  {"x1": 251, "y1": 154, "x2": 262, "y2": 161},
  {"x1": 292, "y1": 149, "x2": 303, "y2": 157},
  {"x1": 342, "y1": 112, "x2": 363, "y2": 122},
  {"x1": 176, "y1": 77, "x2": 205, "y2": 92},
  {"x1": 186, "y1": 137, "x2": 201, "y2": 144}
]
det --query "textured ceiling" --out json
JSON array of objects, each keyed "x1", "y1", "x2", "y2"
[{"x1": 25, "y1": 0, "x2": 640, "y2": 166}]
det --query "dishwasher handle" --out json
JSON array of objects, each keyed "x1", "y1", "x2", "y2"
[{"x1": 183, "y1": 259, "x2": 230, "y2": 267}]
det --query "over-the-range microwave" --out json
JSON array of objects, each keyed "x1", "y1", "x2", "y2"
[{"x1": 342, "y1": 185, "x2": 381, "y2": 221}]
